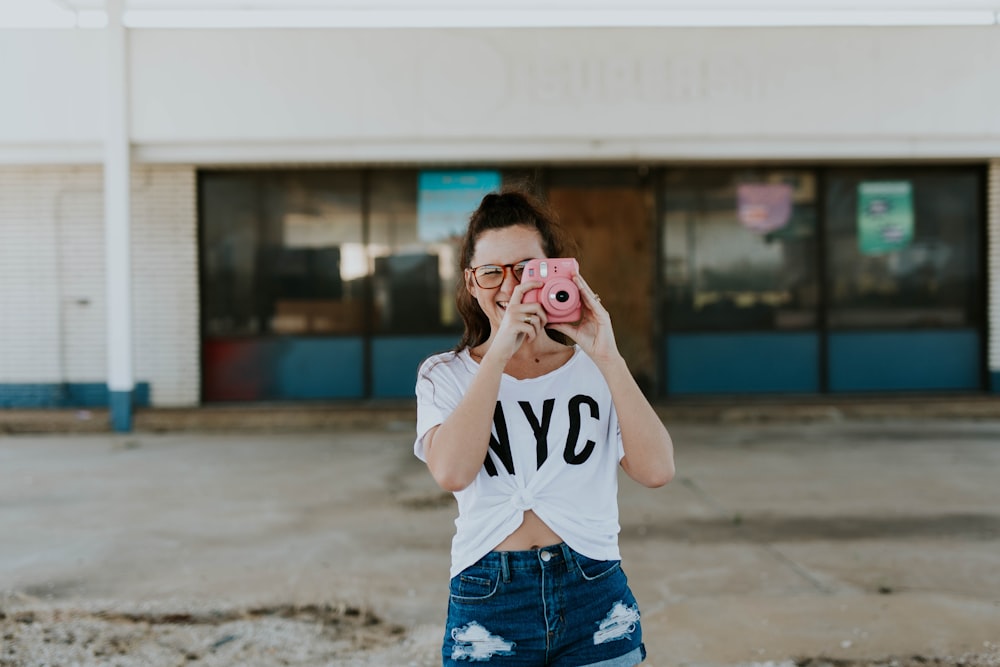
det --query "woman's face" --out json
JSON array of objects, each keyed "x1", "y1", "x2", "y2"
[{"x1": 467, "y1": 224, "x2": 547, "y2": 332}]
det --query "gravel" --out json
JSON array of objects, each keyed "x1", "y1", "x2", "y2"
[
  {"x1": 3, "y1": 593, "x2": 998, "y2": 667},
  {"x1": 0, "y1": 593, "x2": 441, "y2": 667}
]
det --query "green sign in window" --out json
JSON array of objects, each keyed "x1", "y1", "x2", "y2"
[{"x1": 857, "y1": 180, "x2": 914, "y2": 255}]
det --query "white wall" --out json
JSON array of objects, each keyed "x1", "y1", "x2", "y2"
[
  {"x1": 0, "y1": 167, "x2": 97, "y2": 383},
  {"x1": 2, "y1": 26, "x2": 999, "y2": 164},
  {"x1": 131, "y1": 165, "x2": 199, "y2": 406},
  {"x1": 0, "y1": 165, "x2": 199, "y2": 406},
  {"x1": 0, "y1": 30, "x2": 105, "y2": 158}
]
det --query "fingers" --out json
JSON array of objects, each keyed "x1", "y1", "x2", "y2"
[
  {"x1": 506, "y1": 279, "x2": 546, "y2": 329},
  {"x1": 500, "y1": 297, "x2": 545, "y2": 347},
  {"x1": 575, "y1": 275, "x2": 605, "y2": 313},
  {"x1": 508, "y1": 280, "x2": 542, "y2": 307},
  {"x1": 515, "y1": 310, "x2": 545, "y2": 336}
]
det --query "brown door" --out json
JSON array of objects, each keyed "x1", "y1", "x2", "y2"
[{"x1": 547, "y1": 176, "x2": 657, "y2": 394}]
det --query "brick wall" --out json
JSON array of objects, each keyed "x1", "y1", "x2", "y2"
[
  {"x1": 0, "y1": 165, "x2": 199, "y2": 407},
  {"x1": 132, "y1": 166, "x2": 199, "y2": 406}
]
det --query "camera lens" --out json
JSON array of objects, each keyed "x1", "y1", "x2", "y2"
[{"x1": 555, "y1": 290, "x2": 570, "y2": 303}]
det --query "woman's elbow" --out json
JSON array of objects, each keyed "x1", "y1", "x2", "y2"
[
  {"x1": 644, "y1": 462, "x2": 675, "y2": 488},
  {"x1": 429, "y1": 464, "x2": 474, "y2": 493},
  {"x1": 435, "y1": 475, "x2": 471, "y2": 494},
  {"x1": 623, "y1": 456, "x2": 675, "y2": 488}
]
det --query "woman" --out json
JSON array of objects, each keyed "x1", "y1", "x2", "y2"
[{"x1": 415, "y1": 189, "x2": 675, "y2": 666}]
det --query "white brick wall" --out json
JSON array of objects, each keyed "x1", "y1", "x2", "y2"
[
  {"x1": 132, "y1": 166, "x2": 200, "y2": 406},
  {"x1": 0, "y1": 165, "x2": 199, "y2": 406},
  {"x1": 0, "y1": 166, "x2": 102, "y2": 383},
  {"x1": 989, "y1": 159, "x2": 1000, "y2": 375},
  {"x1": 55, "y1": 171, "x2": 106, "y2": 383}
]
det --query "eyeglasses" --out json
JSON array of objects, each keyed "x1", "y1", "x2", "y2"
[{"x1": 468, "y1": 261, "x2": 528, "y2": 289}]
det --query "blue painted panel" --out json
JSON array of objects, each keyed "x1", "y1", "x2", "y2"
[
  {"x1": 418, "y1": 171, "x2": 502, "y2": 242},
  {"x1": 0, "y1": 383, "x2": 151, "y2": 409},
  {"x1": 828, "y1": 330, "x2": 980, "y2": 392},
  {"x1": 666, "y1": 333, "x2": 819, "y2": 394},
  {"x1": 274, "y1": 338, "x2": 365, "y2": 399},
  {"x1": 109, "y1": 390, "x2": 133, "y2": 432},
  {"x1": 373, "y1": 335, "x2": 460, "y2": 398},
  {"x1": 204, "y1": 337, "x2": 364, "y2": 401},
  {"x1": 992, "y1": 371, "x2": 1000, "y2": 394}
]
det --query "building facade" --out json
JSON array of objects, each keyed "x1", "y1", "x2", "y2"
[{"x1": 2, "y1": 24, "x2": 999, "y2": 417}]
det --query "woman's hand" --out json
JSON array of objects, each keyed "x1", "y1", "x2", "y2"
[
  {"x1": 549, "y1": 274, "x2": 620, "y2": 366},
  {"x1": 484, "y1": 280, "x2": 547, "y2": 364}
]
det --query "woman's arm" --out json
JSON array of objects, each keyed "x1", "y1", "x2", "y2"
[
  {"x1": 423, "y1": 279, "x2": 545, "y2": 492},
  {"x1": 598, "y1": 353, "x2": 675, "y2": 488},
  {"x1": 422, "y1": 352, "x2": 505, "y2": 492},
  {"x1": 550, "y1": 275, "x2": 675, "y2": 488}
]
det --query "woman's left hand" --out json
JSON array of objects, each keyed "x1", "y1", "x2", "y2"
[{"x1": 548, "y1": 274, "x2": 620, "y2": 365}]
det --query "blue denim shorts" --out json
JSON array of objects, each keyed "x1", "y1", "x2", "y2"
[{"x1": 443, "y1": 543, "x2": 646, "y2": 666}]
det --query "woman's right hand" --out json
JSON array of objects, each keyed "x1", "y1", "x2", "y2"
[{"x1": 484, "y1": 279, "x2": 545, "y2": 364}]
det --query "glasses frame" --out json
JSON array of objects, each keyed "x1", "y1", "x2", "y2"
[{"x1": 468, "y1": 261, "x2": 530, "y2": 289}]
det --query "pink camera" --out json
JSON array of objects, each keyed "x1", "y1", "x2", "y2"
[{"x1": 522, "y1": 258, "x2": 581, "y2": 323}]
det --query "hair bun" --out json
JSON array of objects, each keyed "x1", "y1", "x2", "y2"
[{"x1": 480, "y1": 192, "x2": 501, "y2": 206}]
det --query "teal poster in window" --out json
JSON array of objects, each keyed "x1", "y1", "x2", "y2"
[
  {"x1": 857, "y1": 181, "x2": 914, "y2": 255},
  {"x1": 418, "y1": 170, "x2": 502, "y2": 242}
]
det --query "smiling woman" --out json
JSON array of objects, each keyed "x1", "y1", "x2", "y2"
[{"x1": 415, "y1": 188, "x2": 675, "y2": 666}]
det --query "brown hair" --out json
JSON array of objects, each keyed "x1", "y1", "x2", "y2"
[{"x1": 455, "y1": 188, "x2": 577, "y2": 350}]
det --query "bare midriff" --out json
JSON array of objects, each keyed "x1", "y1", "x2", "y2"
[{"x1": 493, "y1": 510, "x2": 563, "y2": 551}]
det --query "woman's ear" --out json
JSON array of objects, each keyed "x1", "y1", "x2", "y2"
[{"x1": 464, "y1": 269, "x2": 476, "y2": 295}]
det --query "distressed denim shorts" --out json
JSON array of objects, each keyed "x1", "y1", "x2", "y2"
[{"x1": 443, "y1": 543, "x2": 646, "y2": 666}]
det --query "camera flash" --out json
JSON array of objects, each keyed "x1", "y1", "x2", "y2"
[{"x1": 539, "y1": 261, "x2": 548, "y2": 278}]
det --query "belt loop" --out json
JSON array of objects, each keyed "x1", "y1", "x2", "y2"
[
  {"x1": 500, "y1": 551, "x2": 511, "y2": 583},
  {"x1": 559, "y1": 542, "x2": 575, "y2": 566}
]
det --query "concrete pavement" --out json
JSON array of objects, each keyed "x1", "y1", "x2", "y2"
[
  {"x1": 4, "y1": 395, "x2": 1000, "y2": 435},
  {"x1": 1, "y1": 419, "x2": 999, "y2": 665}
]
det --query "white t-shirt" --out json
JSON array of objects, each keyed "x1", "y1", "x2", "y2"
[{"x1": 414, "y1": 346, "x2": 625, "y2": 578}]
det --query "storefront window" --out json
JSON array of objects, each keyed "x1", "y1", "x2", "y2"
[
  {"x1": 369, "y1": 171, "x2": 461, "y2": 334},
  {"x1": 200, "y1": 173, "x2": 264, "y2": 336},
  {"x1": 200, "y1": 170, "x2": 364, "y2": 336},
  {"x1": 824, "y1": 169, "x2": 981, "y2": 328},
  {"x1": 662, "y1": 169, "x2": 819, "y2": 331}
]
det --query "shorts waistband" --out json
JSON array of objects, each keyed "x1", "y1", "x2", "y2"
[{"x1": 481, "y1": 542, "x2": 575, "y2": 574}]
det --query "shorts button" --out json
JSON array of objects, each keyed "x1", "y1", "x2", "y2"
[{"x1": 540, "y1": 550, "x2": 552, "y2": 562}]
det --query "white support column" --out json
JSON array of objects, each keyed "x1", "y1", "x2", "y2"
[
  {"x1": 104, "y1": 0, "x2": 134, "y2": 431},
  {"x1": 989, "y1": 159, "x2": 1000, "y2": 393}
]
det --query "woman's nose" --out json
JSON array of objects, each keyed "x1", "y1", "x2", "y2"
[{"x1": 500, "y1": 266, "x2": 521, "y2": 290}]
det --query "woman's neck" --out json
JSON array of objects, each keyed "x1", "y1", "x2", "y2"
[{"x1": 471, "y1": 335, "x2": 574, "y2": 379}]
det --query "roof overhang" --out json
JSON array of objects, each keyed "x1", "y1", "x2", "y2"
[{"x1": 2, "y1": 0, "x2": 999, "y2": 29}]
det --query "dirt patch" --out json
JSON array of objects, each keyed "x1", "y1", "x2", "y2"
[
  {"x1": 0, "y1": 600, "x2": 408, "y2": 667},
  {"x1": 622, "y1": 513, "x2": 1000, "y2": 543},
  {"x1": 397, "y1": 490, "x2": 455, "y2": 510}
]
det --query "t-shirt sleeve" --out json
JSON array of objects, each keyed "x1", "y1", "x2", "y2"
[{"x1": 414, "y1": 355, "x2": 464, "y2": 462}]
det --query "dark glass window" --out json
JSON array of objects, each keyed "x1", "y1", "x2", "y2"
[
  {"x1": 662, "y1": 169, "x2": 819, "y2": 331},
  {"x1": 369, "y1": 171, "x2": 461, "y2": 334},
  {"x1": 201, "y1": 169, "x2": 489, "y2": 338},
  {"x1": 200, "y1": 170, "x2": 364, "y2": 336},
  {"x1": 824, "y1": 169, "x2": 981, "y2": 328}
]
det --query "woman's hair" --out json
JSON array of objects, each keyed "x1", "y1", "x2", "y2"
[{"x1": 455, "y1": 187, "x2": 577, "y2": 350}]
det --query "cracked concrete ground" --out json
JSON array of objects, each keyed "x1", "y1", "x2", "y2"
[{"x1": 1, "y1": 419, "x2": 999, "y2": 666}]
